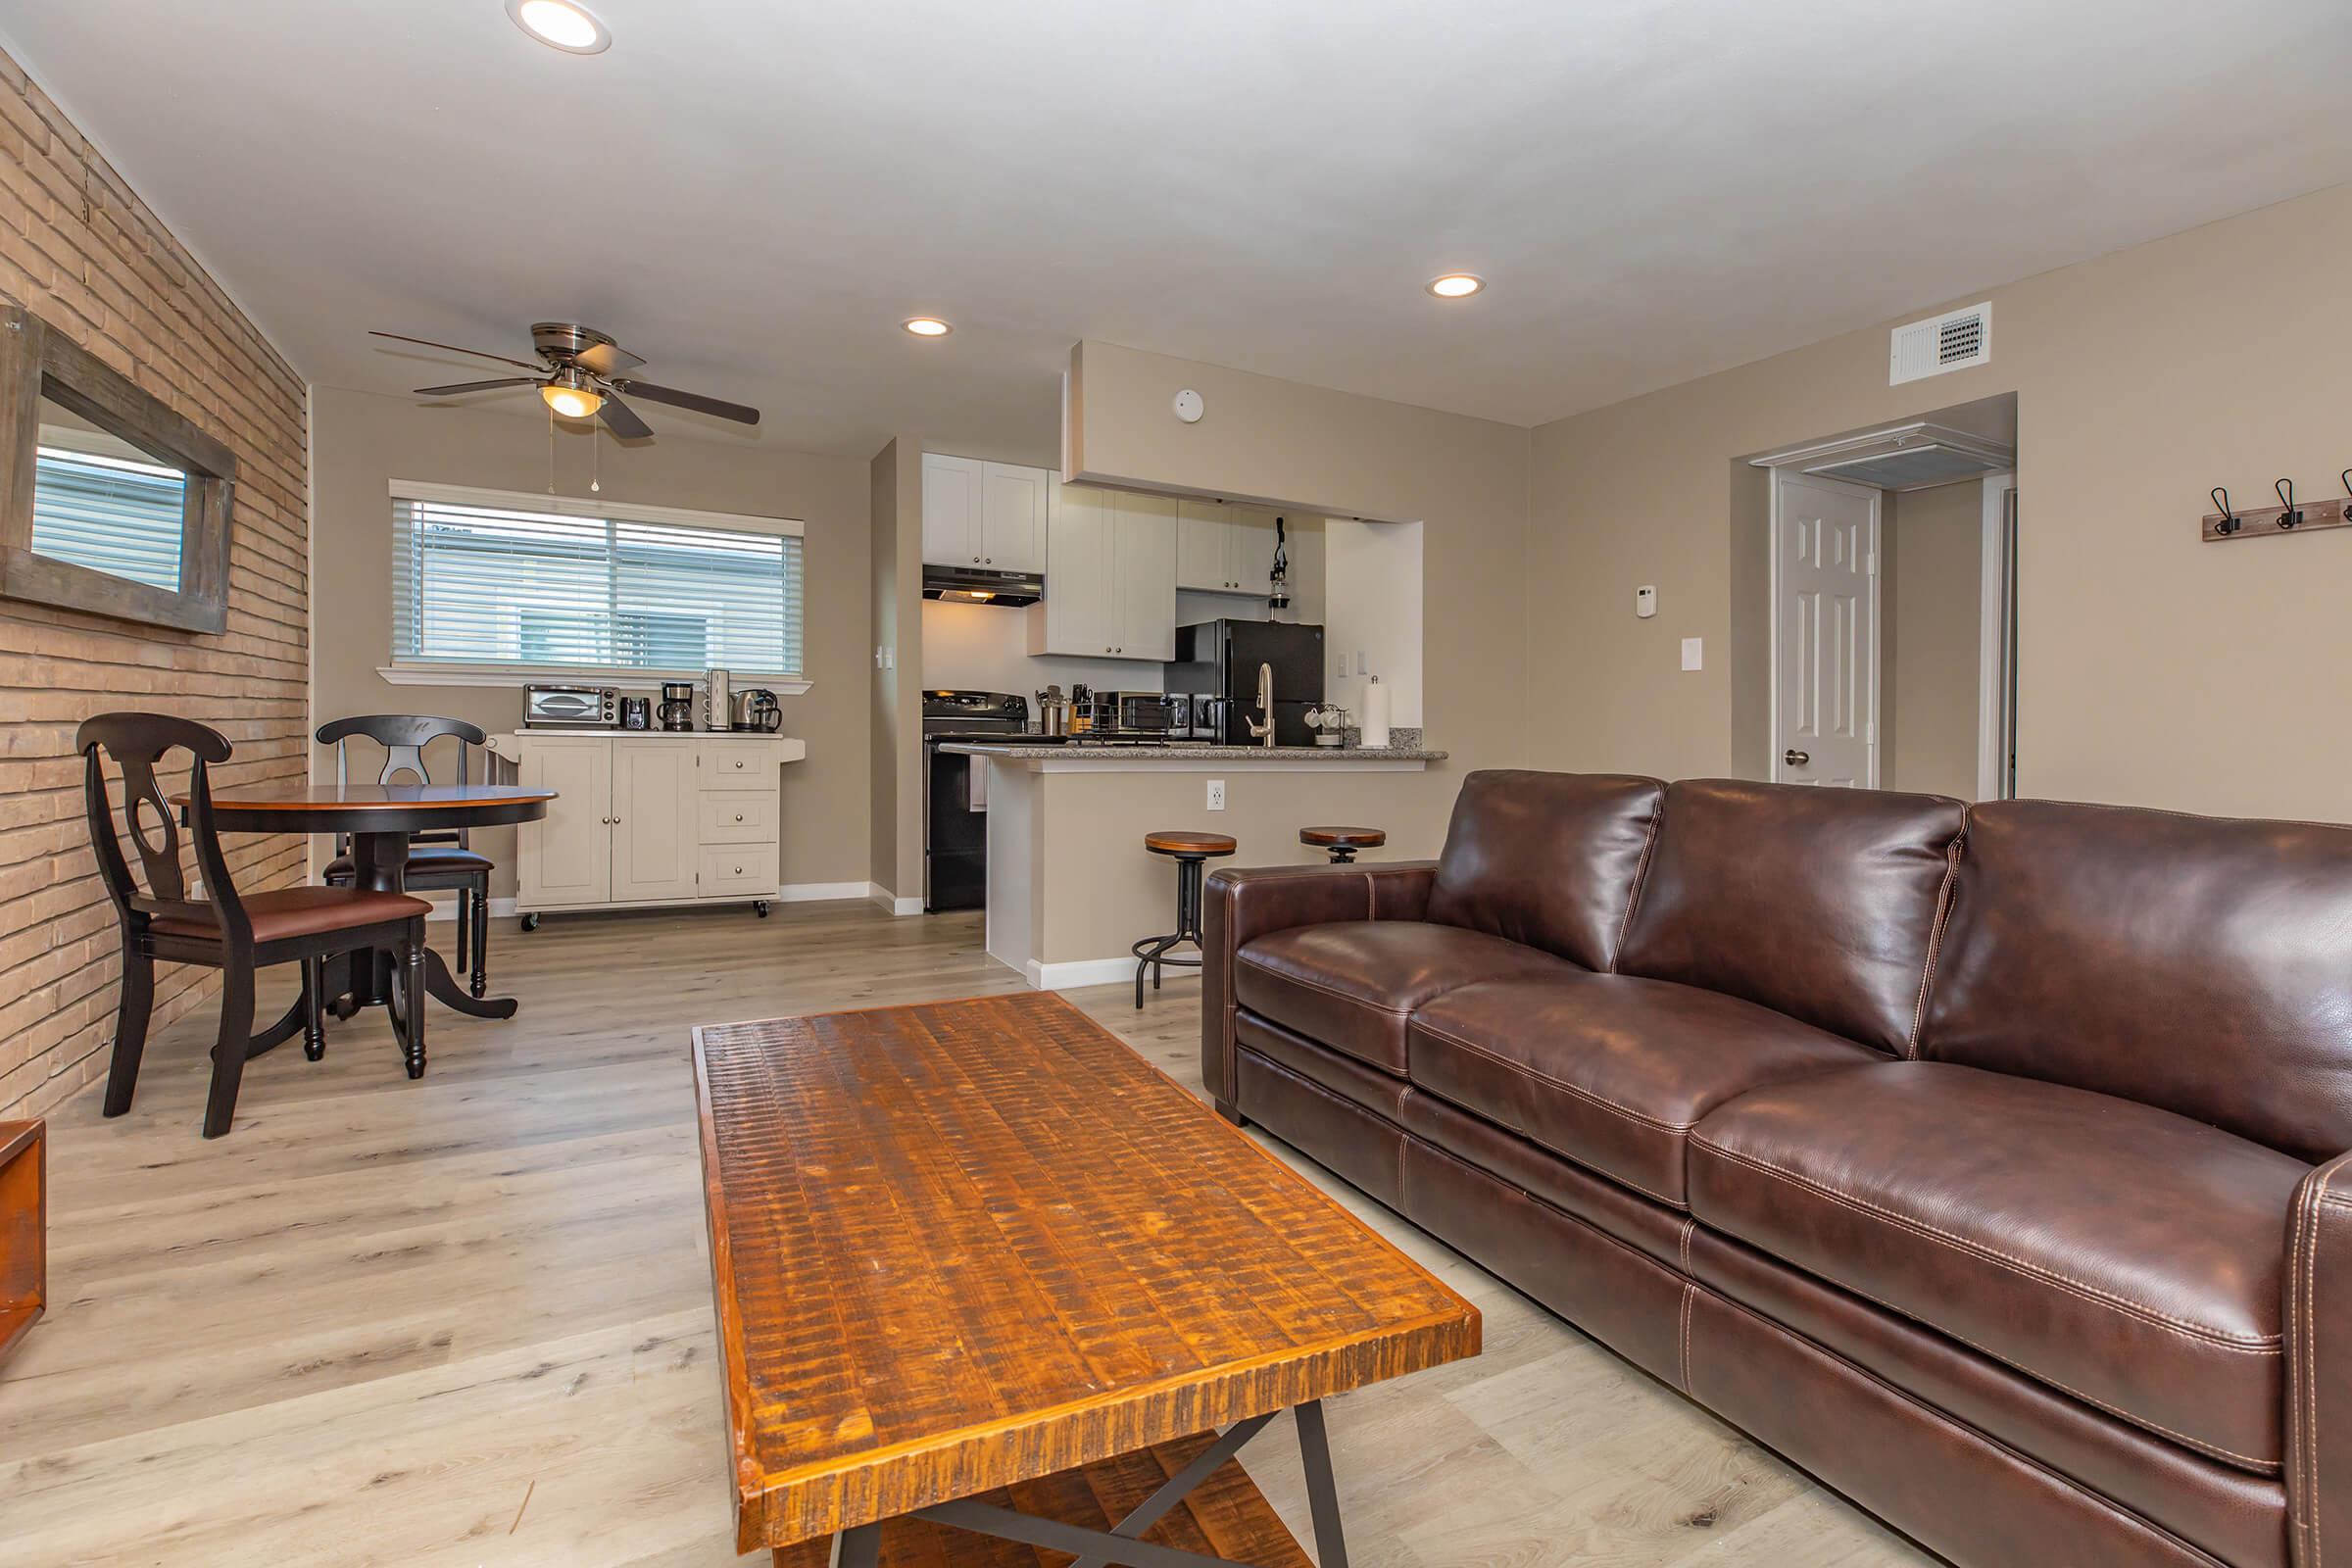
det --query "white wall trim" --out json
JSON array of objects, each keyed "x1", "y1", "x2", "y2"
[
  {"x1": 866, "y1": 884, "x2": 923, "y2": 916},
  {"x1": 1977, "y1": 472, "x2": 2017, "y2": 801},
  {"x1": 387, "y1": 477, "x2": 805, "y2": 536},
  {"x1": 1024, "y1": 955, "x2": 1164, "y2": 993},
  {"x1": 772, "y1": 881, "x2": 876, "y2": 904},
  {"x1": 376, "y1": 662, "x2": 810, "y2": 695}
]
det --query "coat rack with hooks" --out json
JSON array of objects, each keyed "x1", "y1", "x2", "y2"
[{"x1": 2202, "y1": 472, "x2": 2352, "y2": 542}]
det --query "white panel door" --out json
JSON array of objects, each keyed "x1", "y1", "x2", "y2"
[
  {"x1": 1110, "y1": 490, "x2": 1178, "y2": 661},
  {"x1": 516, "y1": 736, "x2": 612, "y2": 907},
  {"x1": 1175, "y1": 500, "x2": 1231, "y2": 591},
  {"x1": 920, "y1": 452, "x2": 982, "y2": 567},
  {"x1": 978, "y1": 462, "x2": 1046, "y2": 574},
  {"x1": 611, "y1": 739, "x2": 699, "y2": 903},
  {"x1": 1774, "y1": 472, "x2": 1879, "y2": 787}
]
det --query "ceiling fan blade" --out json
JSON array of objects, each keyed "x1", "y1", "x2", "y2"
[
  {"x1": 369, "y1": 329, "x2": 543, "y2": 371},
  {"x1": 413, "y1": 377, "x2": 538, "y2": 396},
  {"x1": 575, "y1": 341, "x2": 645, "y2": 377},
  {"x1": 600, "y1": 395, "x2": 653, "y2": 441},
  {"x1": 612, "y1": 379, "x2": 760, "y2": 425}
]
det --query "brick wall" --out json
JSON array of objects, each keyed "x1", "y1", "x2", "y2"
[{"x1": 0, "y1": 49, "x2": 309, "y2": 1117}]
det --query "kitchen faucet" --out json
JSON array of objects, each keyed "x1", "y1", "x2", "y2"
[{"x1": 1247, "y1": 662, "x2": 1276, "y2": 748}]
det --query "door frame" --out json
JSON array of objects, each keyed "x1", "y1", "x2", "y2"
[
  {"x1": 1767, "y1": 467, "x2": 1882, "y2": 787},
  {"x1": 1976, "y1": 472, "x2": 2018, "y2": 800}
]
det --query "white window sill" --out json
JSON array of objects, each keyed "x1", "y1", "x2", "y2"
[{"x1": 376, "y1": 663, "x2": 812, "y2": 696}]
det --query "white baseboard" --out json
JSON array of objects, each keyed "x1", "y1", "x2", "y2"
[
  {"x1": 772, "y1": 881, "x2": 874, "y2": 905},
  {"x1": 1025, "y1": 955, "x2": 1185, "y2": 993},
  {"x1": 420, "y1": 895, "x2": 519, "y2": 921},
  {"x1": 865, "y1": 883, "x2": 924, "y2": 916}
]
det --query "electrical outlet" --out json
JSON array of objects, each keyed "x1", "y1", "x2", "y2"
[
  {"x1": 1206, "y1": 779, "x2": 1226, "y2": 811},
  {"x1": 1681, "y1": 637, "x2": 1703, "y2": 671}
]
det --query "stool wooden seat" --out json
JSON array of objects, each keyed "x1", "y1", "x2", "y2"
[
  {"x1": 1134, "y1": 830, "x2": 1237, "y2": 1008},
  {"x1": 1148, "y1": 830, "x2": 1239, "y2": 858},
  {"x1": 1301, "y1": 824, "x2": 1387, "y2": 863}
]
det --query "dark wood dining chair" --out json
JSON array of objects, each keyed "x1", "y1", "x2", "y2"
[
  {"x1": 78, "y1": 713, "x2": 431, "y2": 1139},
  {"x1": 316, "y1": 715, "x2": 495, "y2": 998}
]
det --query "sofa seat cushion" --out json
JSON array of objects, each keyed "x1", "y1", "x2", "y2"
[
  {"x1": 1689, "y1": 1061, "x2": 2307, "y2": 1473},
  {"x1": 1407, "y1": 975, "x2": 1882, "y2": 1206},
  {"x1": 1234, "y1": 922, "x2": 1581, "y2": 1074}
]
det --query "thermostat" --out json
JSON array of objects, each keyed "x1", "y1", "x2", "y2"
[
  {"x1": 1636, "y1": 585, "x2": 1657, "y2": 618},
  {"x1": 1173, "y1": 388, "x2": 1204, "y2": 423}
]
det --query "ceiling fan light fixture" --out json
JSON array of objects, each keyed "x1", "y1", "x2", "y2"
[
  {"x1": 540, "y1": 369, "x2": 604, "y2": 420},
  {"x1": 507, "y1": 0, "x2": 611, "y2": 54},
  {"x1": 1426, "y1": 272, "x2": 1485, "y2": 299},
  {"x1": 903, "y1": 317, "x2": 954, "y2": 338}
]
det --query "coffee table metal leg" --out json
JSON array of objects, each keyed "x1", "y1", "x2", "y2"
[
  {"x1": 1295, "y1": 1399, "x2": 1350, "y2": 1568},
  {"x1": 830, "y1": 1522, "x2": 879, "y2": 1568}
]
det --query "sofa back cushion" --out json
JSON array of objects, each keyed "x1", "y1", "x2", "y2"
[
  {"x1": 1920, "y1": 799, "x2": 2352, "y2": 1160},
  {"x1": 1616, "y1": 779, "x2": 1966, "y2": 1054},
  {"x1": 1426, "y1": 770, "x2": 1663, "y2": 971}
]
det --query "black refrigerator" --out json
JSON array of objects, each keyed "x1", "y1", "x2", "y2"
[{"x1": 1165, "y1": 619, "x2": 1325, "y2": 747}]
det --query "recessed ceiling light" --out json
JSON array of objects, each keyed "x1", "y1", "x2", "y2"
[
  {"x1": 507, "y1": 0, "x2": 611, "y2": 54},
  {"x1": 903, "y1": 318, "x2": 954, "y2": 337},
  {"x1": 1427, "y1": 273, "x2": 1485, "y2": 299}
]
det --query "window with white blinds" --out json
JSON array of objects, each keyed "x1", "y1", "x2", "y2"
[
  {"x1": 389, "y1": 485, "x2": 804, "y2": 677},
  {"x1": 27, "y1": 445, "x2": 187, "y2": 593}
]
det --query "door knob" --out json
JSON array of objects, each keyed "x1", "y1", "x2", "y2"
[{"x1": 1784, "y1": 749, "x2": 1810, "y2": 767}]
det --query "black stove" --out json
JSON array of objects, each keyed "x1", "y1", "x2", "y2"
[{"x1": 923, "y1": 691, "x2": 1029, "y2": 912}]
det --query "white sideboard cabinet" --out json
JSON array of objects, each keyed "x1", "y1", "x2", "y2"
[{"x1": 488, "y1": 732, "x2": 807, "y2": 926}]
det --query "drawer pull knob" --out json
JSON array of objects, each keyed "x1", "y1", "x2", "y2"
[{"x1": 733, "y1": 813, "x2": 743, "y2": 822}]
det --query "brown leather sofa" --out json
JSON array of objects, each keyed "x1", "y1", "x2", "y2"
[{"x1": 1202, "y1": 770, "x2": 2352, "y2": 1568}]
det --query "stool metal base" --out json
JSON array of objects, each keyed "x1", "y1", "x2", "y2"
[{"x1": 1134, "y1": 853, "x2": 1212, "y2": 1009}]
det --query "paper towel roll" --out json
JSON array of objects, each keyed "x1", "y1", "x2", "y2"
[{"x1": 1361, "y1": 676, "x2": 1391, "y2": 749}]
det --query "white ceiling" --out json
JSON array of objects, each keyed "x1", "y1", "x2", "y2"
[{"x1": 3, "y1": 1, "x2": 2348, "y2": 459}]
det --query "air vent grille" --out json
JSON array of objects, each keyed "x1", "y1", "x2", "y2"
[{"x1": 1890, "y1": 302, "x2": 1992, "y2": 385}]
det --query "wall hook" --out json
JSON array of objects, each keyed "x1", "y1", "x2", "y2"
[
  {"x1": 2276, "y1": 477, "x2": 2303, "y2": 529},
  {"x1": 2212, "y1": 487, "x2": 2240, "y2": 535}
]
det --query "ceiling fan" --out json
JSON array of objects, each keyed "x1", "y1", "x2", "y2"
[{"x1": 368, "y1": 321, "x2": 760, "y2": 439}]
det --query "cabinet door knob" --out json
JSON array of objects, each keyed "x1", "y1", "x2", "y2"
[{"x1": 972, "y1": 556, "x2": 980, "y2": 564}]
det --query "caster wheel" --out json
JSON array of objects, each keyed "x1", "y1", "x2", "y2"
[
  {"x1": 754, "y1": 901, "x2": 770, "y2": 917},
  {"x1": 520, "y1": 912, "x2": 541, "y2": 932}
]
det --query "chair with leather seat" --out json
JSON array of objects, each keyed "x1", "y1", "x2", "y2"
[
  {"x1": 78, "y1": 713, "x2": 431, "y2": 1139},
  {"x1": 317, "y1": 714, "x2": 494, "y2": 999}
]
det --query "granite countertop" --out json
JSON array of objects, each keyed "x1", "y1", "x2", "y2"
[{"x1": 940, "y1": 742, "x2": 1446, "y2": 762}]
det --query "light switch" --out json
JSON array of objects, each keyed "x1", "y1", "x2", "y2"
[
  {"x1": 1636, "y1": 585, "x2": 1657, "y2": 619},
  {"x1": 1681, "y1": 637, "x2": 1703, "y2": 671}
]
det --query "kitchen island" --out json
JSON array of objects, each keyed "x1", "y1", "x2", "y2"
[{"x1": 942, "y1": 740, "x2": 1448, "y2": 990}]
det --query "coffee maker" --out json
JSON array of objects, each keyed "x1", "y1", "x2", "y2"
[{"x1": 657, "y1": 681, "x2": 695, "y2": 732}]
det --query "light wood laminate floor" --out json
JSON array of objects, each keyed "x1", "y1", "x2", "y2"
[{"x1": 0, "y1": 902, "x2": 1929, "y2": 1567}]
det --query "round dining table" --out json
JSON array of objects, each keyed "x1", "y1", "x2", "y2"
[{"x1": 172, "y1": 782, "x2": 555, "y2": 1054}]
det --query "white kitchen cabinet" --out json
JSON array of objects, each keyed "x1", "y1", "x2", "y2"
[
  {"x1": 1175, "y1": 501, "x2": 1283, "y2": 595},
  {"x1": 491, "y1": 732, "x2": 808, "y2": 923},
  {"x1": 1028, "y1": 484, "x2": 1174, "y2": 660},
  {"x1": 922, "y1": 453, "x2": 1044, "y2": 574},
  {"x1": 610, "y1": 739, "x2": 699, "y2": 904}
]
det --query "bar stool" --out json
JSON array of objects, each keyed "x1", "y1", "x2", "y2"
[
  {"x1": 1300, "y1": 825, "x2": 1387, "y2": 864},
  {"x1": 1133, "y1": 831, "x2": 1237, "y2": 1008}
]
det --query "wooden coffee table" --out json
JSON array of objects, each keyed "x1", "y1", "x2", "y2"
[{"x1": 692, "y1": 992, "x2": 1480, "y2": 1566}]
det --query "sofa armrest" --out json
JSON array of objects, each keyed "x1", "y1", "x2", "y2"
[
  {"x1": 2289, "y1": 1152, "x2": 2352, "y2": 1566},
  {"x1": 1200, "y1": 861, "x2": 1437, "y2": 1116}
]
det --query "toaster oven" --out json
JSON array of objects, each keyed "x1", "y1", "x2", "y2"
[{"x1": 522, "y1": 683, "x2": 616, "y2": 729}]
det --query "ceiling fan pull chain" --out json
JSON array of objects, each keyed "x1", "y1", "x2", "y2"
[
  {"x1": 548, "y1": 402, "x2": 558, "y2": 495},
  {"x1": 591, "y1": 416, "x2": 601, "y2": 494}
]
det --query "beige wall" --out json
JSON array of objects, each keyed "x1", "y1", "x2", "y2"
[
  {"x1": 1066, "y1": 340, "x2": 1534, "y2": 853},
  {"x1": 1530, "y1": 180, "x2": 2352, "y2": 820},
  {"x1": 0, "y1": 51, "x2": 311, "y2": 1117},
  {"x1": 1885, "y1": 480, "x2": 1984, "y2": 798},
  {"x1": 876, "y1": 438, "x2": 923, "y2": 904},
  {"x1": 867, "y1": 439, "x2": 901, "y2": 896},
  {"x1": 310, "y1": 387, "x2": 872, "y2": 896}
]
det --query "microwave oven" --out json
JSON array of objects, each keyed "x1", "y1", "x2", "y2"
[{"x1": 522, "y1": 683, "x2": 616, "y2": 729}]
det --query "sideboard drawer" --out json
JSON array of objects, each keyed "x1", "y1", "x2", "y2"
[
  {"x1": 699, "y1": 744, "x2": 772, "y2": 787},
  {"x1": 699, "y1": 844, "x2": 777, "y2": 898},
  {"x1": 699, "y1": 790, "x2": 774, "y2": 844}
]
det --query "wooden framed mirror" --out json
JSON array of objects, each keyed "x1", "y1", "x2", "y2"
[{"x1": 0, "y1": 306, "x2": 236, "y2": 634}]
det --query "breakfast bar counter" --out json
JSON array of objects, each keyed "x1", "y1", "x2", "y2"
[{"x1": 945, "y1": 740, "x2": 1450, "y2": 991}]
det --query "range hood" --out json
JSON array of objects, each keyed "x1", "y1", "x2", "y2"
[{"x1": 922, "y1": 564, "x2": 1043, "y2": 608}]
